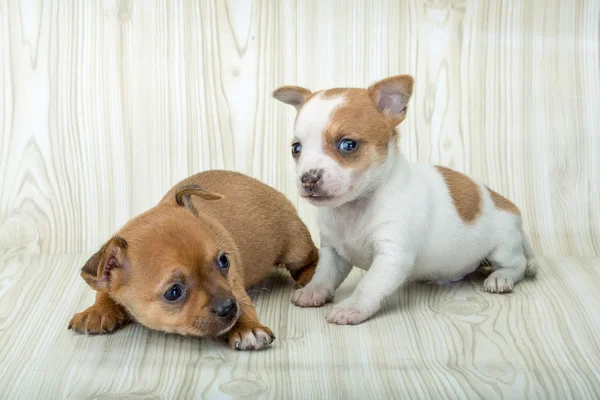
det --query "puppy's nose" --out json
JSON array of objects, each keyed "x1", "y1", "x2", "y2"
[
  {"x1": 212, "y1": 298, "x2": 237, "y2": 319},
  {"x1": 301, "y1": 170, "x2": 322, "y2": 190}
]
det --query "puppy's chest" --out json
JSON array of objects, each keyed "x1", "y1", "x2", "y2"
[{"x1": 321, "y1": 209, "x2": 375, "y2": 269}]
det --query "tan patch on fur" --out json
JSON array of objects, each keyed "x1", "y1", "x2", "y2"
[
  {"x1": 318, "y1": 89, "x2": 396, "y2": 170},
  {"x1": 435, "y1": 166, "x2": 482, "y2": 223},
  {"x1": 487, "y1": 187, "x2": 521, "y2": 215},
  {"x1": 71, "y1": 170, "x2": 318, "y2": 339}
]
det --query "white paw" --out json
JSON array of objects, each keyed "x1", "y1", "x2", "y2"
[
  {"x1": 291, "y1": 285, "x2": 332, "y2": 307},
  {"x1": 483, "y1": 275, "x2": 514, "y2": 293},
  {"x1": 227, "y1": 325, "x2": 275, "y2": 351},
  {"x1": 325, "y1": 299, "x2": 377, "y2": 325}
]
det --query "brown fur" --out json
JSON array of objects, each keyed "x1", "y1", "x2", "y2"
[
  {"x1": 435, "y1": 166, "x2": 482, "y2": 223},
  {"x1": 68, "y1": 292, "x2": 129, "y2": 333},
  {"x1": 69, "y1": 170, "x2": 318, "y2": 349},
  {"x1": 321, "y1": 89, "x2": 395, "y2": 170},
  {"x1": 487, "y1": 186, "x2": 521, "y2": 215}
]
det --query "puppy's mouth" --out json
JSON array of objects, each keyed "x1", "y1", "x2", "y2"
[
  {"x1": 301, "y1": 193, "x2": 334, "y2": 200},
  {"x1": 301, "y1": 193, "x2": 340, "y2": 207},
  {"x1": 214, "y1": 303, "x2": 242, "y2": 337}
]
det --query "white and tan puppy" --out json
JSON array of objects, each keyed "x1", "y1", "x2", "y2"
[{"x1": 273, "y1": 75, "x2": 537, "y2": 325}]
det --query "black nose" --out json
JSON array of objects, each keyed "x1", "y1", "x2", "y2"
[
  {"x1": 301, "y1": 169, "x2": 322, "y2": 190},
  {"x1": 212, "y1": 299, "x2": 237, "y2": 319}
]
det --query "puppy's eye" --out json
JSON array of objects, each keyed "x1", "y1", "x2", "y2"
[
  {"x1": 291, "y1": 142, "x2": 302, "y2": 156},
  {"x1": 164, "y1": 284, "x2": 184, "y2": 302},
  {"x1": 217, "y1": 254, "x2": 230, "y2": 270},
  {"x1": 339, "y1": 138, "x2": 358, "y2": 153}
]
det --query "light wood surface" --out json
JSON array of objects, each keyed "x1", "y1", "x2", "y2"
[
  {"x1": 1, "y1": 0, "x2": 598, "y2": 256},
  {"x1": 0, "y1": 254, "x2": 599, "y2": 398},
  {"x1": 1, "y1": 0, "x2": 599, "y2": 399}
]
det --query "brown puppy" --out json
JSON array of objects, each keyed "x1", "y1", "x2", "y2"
[{"x1": 69, "y1": 170, "x2": 318, "y2": 350}]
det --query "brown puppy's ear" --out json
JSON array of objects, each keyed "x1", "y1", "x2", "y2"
[
  {"x1": 81, "y1": 248, "x2": 104, "y2": 280},
  {"x1": 175, "y1": 184, "x2": 223, "y2": 214},
  {"x1": 80, "y1": 236, "x2": 129, "y2": 292},
  {"x1": 272, "y1": 86, "x2": 312, "y2": 111},
  {"x1": 175, "y1": 184, "x2": 223, "y2": 205},
  {"x1": 367, "y1": 75, "x2": 414, "y2": 126}
]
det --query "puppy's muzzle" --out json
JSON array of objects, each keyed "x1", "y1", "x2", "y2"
[
  {"x1": 212, "y1": 298, "x2": 237, "y2": 322},
  {"x1": 301, "y1": 169, "x2": 323, "y2": 192}
]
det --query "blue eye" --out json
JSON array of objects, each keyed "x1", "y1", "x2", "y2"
[
  {"x1": 291, "y1": 142, "x2": 302, "y2": 156},
  {"x1": 217, "y1": 254, "x2": 230, "y2": 270},
  {"x1": 339, "y1": 139, "x2": 358, "y2": 153}
]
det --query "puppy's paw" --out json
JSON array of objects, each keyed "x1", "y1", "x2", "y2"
[
  {"x1": 483, "y1": 274, "x2": 514, "y2": 293},
  {"x1": 68, "y1": 305, "x2": 127, "y2": 334},
  {"x1": 325, "y1": 298, "x2": 376, "y2": 325},
  {"x1": 226, "y1": 323, "x2": 275, "y2": 351},
  {"x1": 291, "y1": 285, "x2": 332, "y2": 307}
]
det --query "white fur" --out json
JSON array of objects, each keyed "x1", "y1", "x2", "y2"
[
  {"x1": 291, "y1": 94, "x2": 536, "y2": 325},
  {"x1": 294, "y1": 94, "x2": 355, "y2": 206}
]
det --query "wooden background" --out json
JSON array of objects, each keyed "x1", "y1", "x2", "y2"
[
  {"x1": 1, "y1": 1, "x2": 600, "y2": 399},
  {"x1": 1, "y1": 0, "x2": 598, "y2": 257}
]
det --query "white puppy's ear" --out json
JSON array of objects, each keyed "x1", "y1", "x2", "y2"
[
  {"x1": 272, "y1": 86, "x2": 312, "y2": 111},
  {"x1": 367, "y1": 75, "x2": 414, "y2": 126}
]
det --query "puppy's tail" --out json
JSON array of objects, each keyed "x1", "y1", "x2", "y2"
[{"x1": 521, "y1": 232, "x2": 538, "y2": 277}]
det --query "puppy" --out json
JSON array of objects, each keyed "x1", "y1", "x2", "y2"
[
  {"x1": 68, "y1": 170, "x2": 318, "y2": 350},
  {"x1": 273, "y1": 75, "x2": 537, "y2": 325}
]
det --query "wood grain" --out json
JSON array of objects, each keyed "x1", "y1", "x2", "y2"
[
  {"x1": 0, "y1": 0, "x2": 598, "y2": 256},
  {"x1": 0, "y1": 254, "x2": 599, "y2": 398},
  {"x1": 1, "y1": 0, "x2": 600, "y2": 398}
]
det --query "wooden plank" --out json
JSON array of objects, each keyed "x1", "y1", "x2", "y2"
[{"x1": 0, "y1": 254, "x2": 599, "y2": 398}]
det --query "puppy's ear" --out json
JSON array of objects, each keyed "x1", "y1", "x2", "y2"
[
  {"x1": 175, "y1": 184, "x2": 223, "y2": 205},
  {"x1": 272, "y1": 86, "x2": 312, "y2": 111},
  {"x1": 367, "y1": 75, "x2": 414, "y2": 126},
  {"x1": 80, "y1": 236, "x2": 129, "y2": 292},
  {"x1": 175, "y1": 184, "x2": 223, "y2": 215}
]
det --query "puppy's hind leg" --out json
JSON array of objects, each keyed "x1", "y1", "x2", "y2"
[
  {"x1": 279, "y1": 222, "x2": 319, "y2": 288},
  {"x1": 284, "y1": 247, "x2": 318, "y2": 288},
  {"x1": 521, "y1": 231, "x2": 538, "y2": 277},
  {"x1": 483, "y1": 230, "x2": 528, "y2": 293}
]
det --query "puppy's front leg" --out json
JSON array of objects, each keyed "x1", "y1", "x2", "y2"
[
  {"x1": 224, "y1": 284, "x2": 275, "y2": 351},
  {"x1": 326, "y1": 250, "x2": 415, "y2": 325},
  {"x1": 69, "y1": 292, "x2": 130, "y2": 334},
  {"x1": 291, "y1": 246, "x2": 352, "y2": 307}
]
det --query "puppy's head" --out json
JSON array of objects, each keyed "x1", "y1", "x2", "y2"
[
  {"x1": 80, "y1": 185, "x2": 243, "y2": 337},
  {"x1": 273, "y1": 75, "x2": 414, "y2": 207}
]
